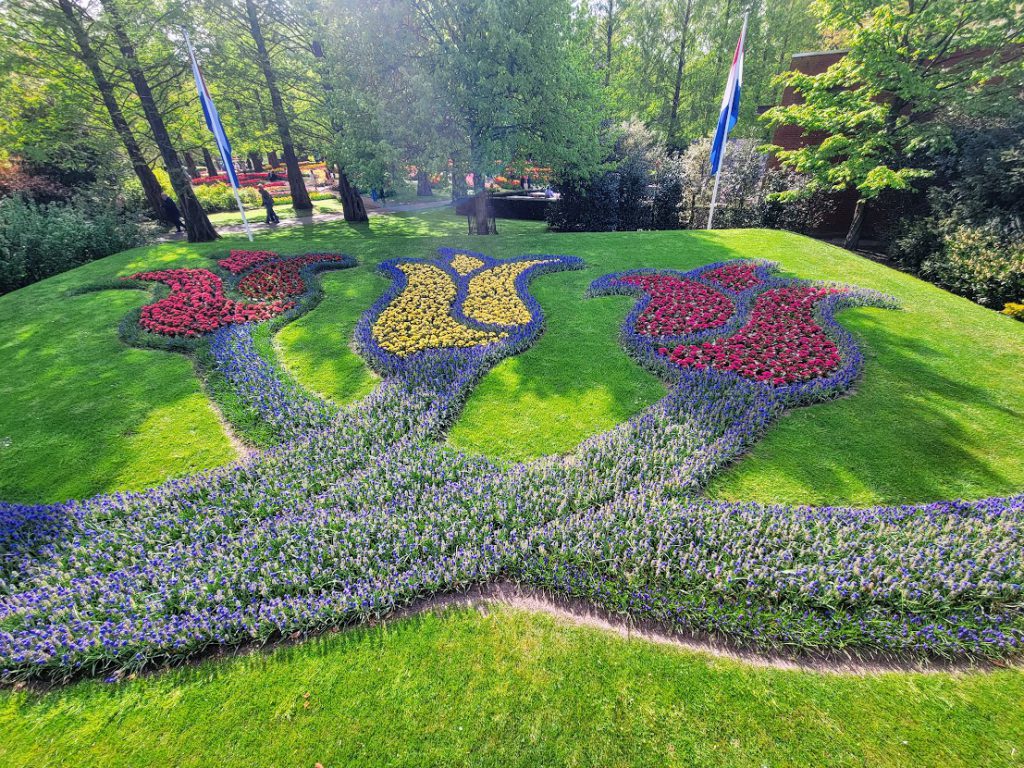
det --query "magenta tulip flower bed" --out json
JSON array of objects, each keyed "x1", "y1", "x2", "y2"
[{"x1": 1, "y1": 250, "x2": 1022, "y2": 683}]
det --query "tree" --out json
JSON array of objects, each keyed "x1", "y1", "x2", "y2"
[
  {"x1": 762, "y1": 0, "x2": 1023, "y2": 249},
  {"x1": 1, "y1": 0, "x2": 168, "y2": 221},
  {"x1": 590, "y1": 0, "x2": 818, "y2": 145},
  {"x1": 100, "y1": 0, "x2": 219, "y2": 241},
  {"x1": 406, "y1": 0, "x2": 606, "y2": 233},
  {"x1": 240, "y1": 0, "x2": 313, "y2": 212}
]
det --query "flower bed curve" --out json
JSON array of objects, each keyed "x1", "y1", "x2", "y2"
[{"x1": 2, "y1": 253, "x2": 1023, "y2": 683}]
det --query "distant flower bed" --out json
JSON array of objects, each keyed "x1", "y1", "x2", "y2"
[{"x1": 3, "y1": 253, "x2": 1023, "y2": 685}]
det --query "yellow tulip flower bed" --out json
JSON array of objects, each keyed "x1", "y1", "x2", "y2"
[
  {"x1": 463, "y1": 259, "x2": 555, "y2": 325},
  {"x1": 371, "y1": 262, "x2": 507, "y2": 356}
]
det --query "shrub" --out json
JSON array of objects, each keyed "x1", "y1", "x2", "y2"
[
  {"x1": 192, "y1": 182, "x2": 260, "y2": 212},
  {"x1": 1003, "y1": 302, "x2": 1024, "y2": 321},
  {"x1": 0, "y1": 196, "x2": 143, "y2": 295},
  {"x1": 547, "y1": 173, "x2": 619, "y2": 231},
  {"x1": 921, "y1": 224, "x2": 1024, "y2": 308}
]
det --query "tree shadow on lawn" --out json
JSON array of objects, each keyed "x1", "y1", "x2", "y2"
[
  {"x1": 710, "y1": 309, "x2": 1023, "y2": 505},
  {"x1": 0, "y1": 288, "x2": 234, "y2": 504},
  {"x1": 446, "y1": 234, "x2": 750, "y2": 462}
]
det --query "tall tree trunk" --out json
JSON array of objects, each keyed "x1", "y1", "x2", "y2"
[
  {"x1": 202, "y1": 146, "x2": 217, "y2": 176},
  {"x1": 451, "y1": 165, "x2": 467, "y2": 200},
  {"x1": 667, "y1": 0, "x2": 694, "y2": 145},
  {"x1": 604, "y1": 0, "x2": 615, "y2": 87},
  {"x1": 470, "y1": 142, "x2": 494, "y2": 235},
  {"x1": 844, "y1": 198, "x2": 867, "y2": 250},
  {"x1": 309, "y1": 39, "x2": 368, "y2": 223},
  {"x1": 416, "y1": 170, "x2": 433, "y2": 197},
  {"x1": 267, "y1": 150, "x2": 279, "y2": 168},
  {"x1": 57, "y1": 0, "x2": 165, "y2": 222},
  {"x1": 244, "y1": 0, "x2": 312, "y2": 212},
  {"x1": 102, "y1": 0, "x2": 218, "y2": 242},
  {"x1": 183, "y1": 151, "x2": 198, "y2": 178},
  {"x1": 248, "y1": 151, "x2": 264, "y2": 172}
]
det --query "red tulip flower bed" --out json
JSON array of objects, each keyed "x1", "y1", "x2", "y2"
[
  {"x1": 659, "y1": 285, "x2": 845, "y2": 385},
  {"x1": 616, "y1": 274, "x2": 735, "y2": 336},
  {"x1": 237, "y1": 254, "x2": 352, "y2": 300},
  {"x1": 217, "y1": 250, "x2": 278, "y2": 274},
  {"x1": 128, "y1": 269, "x2": 293, "y2": 337},
  {"x1": 703, "y1": 262, "x2": 762, "y2": 292}
]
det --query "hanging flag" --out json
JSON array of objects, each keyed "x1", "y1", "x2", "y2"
[
  {"x1": 709, "y1": 16, "x2": 747, "y2": 176},
  {"x1": 184, "y1": 32, "x2": 252, "y2": 240},
  {"x1": 185, "y1": 33, "x2": 239, "y2": 189}
]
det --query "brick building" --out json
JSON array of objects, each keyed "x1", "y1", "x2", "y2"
[{"x1": 769, "y1": 50, "x2": 862, "y2": 239}]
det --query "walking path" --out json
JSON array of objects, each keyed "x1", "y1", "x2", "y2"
[{"x1": 159, "y1": 197, "x2": 453, "y2": 241}]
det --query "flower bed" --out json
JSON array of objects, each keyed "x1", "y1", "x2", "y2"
[
  {"x1": 237, "y1": 254, "x2": 353, "y2": 300},
  {"x1": 614, "y1": 274, "x2": 736, "y2": 337},
  {"x1": 127, "y1": 269, "x2": 294, "y2": 337},
  {"x1": 2, "y1": 252, "x2": 1022, "y2": 684},
  {"x1": 661, "y1": 286, "x2": 846, "y2": 385},
  {"x1": 218, "y1": 250, "x2": 278, "y2": 274},
  {"x1": 702, "y1": 262, "x2": 762, "y2": 292}
]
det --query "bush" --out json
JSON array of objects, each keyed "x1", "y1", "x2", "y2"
[
  {"x1": 1003, "y1": 302, "x2": 1024, "y2": 321},
  {"x1": 0, "y1": 196, "x2": 143, "y2": 295},
  {"x1": 921, "y1": 224, "x2": 1024, "y2": 308},
  {"x1": 546, "y1": 173, "x2": 619, "y2": 232},
  {"x1": 192, "y1": 182, "x2": 260, "y2": 212}
]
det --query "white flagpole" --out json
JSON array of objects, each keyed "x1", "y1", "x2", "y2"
[
  {"x1": 707, "y1": 12, "x2": 747, "y2": 231},
  {"x1": 705, "y1": 104, "x2": 731, "y2": 231},
  {"x1": 184, "y1": 32, "x2": 252, "y2": 241},
  {"x1": 232, "y1": 179, "x2": 254, "y2": 242}
]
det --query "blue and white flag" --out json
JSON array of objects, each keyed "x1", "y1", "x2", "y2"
[
  {"x1": 185, "y1": 33, "x2": 239, "y2": 189},
  {"x1": 709, "y1": 16, "x2": 747, "y2": 176}
]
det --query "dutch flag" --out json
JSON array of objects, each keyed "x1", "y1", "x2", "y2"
[
  {"x1": 709, "y1": 15, "x2": 748, "y2": 176},
  {"x1": 185, "y1": 32, "x2": 239, "y2": 189}
]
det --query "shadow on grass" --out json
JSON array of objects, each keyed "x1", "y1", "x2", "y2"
[{"x1": 710, "y1": 309, "x2": 1023, "y2": 504}]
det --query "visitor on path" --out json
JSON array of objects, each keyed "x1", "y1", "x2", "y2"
[
  {"x1": 267, "y1": 168, "x2": 280, "y2": 181},
  {"x1": 258, "y1": 184, "x2": 280, "y2": 224},
  {"x1": 161, "y1": 193, "x2": 184, "y2": 233}
]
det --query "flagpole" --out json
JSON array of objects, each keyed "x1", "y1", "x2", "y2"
[
  {"x1": 706, "y1": 12, "x2": 747, "y2": 231},
  {"x1": 705, "y1": 102, "x2": 731, "y2": 231},
  {"x1": 231, "y1": 180, "x2": 254, "y2": 242},
  {"x1": 184, "y1": 32, "x2": 252, "y2": 241}
]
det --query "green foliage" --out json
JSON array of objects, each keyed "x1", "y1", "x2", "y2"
[
  {"x1": 597, "y1": 0, "x2": 821, "y2": 144},
  {"x1": 920, "y1": 225, "x2": 1024, "y2": 309},
  {"x1": 401, "y1": 0, "x2": 607, "y2": 183},
  {"x1": 191, "y1": 182, "x2": 260, "y2": 212},
  {"x1": 761, "y1": 0, "x2": 1023, "y2": 216},
  {"x1": 0, "y1": 196, "x2": 142, "y2": 295}
]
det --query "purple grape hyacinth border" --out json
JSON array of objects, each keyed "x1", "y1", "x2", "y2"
[{"x1": 1, "y1": 251, "x2": 1022, "y2": 684}]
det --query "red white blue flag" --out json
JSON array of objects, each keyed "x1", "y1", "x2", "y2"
[
  {"x1": 709, "y1": 16, "x2": 747, "y2": 176},
  {"x1": 185, "y1": 33, "x2": 239, "y2": 189}
]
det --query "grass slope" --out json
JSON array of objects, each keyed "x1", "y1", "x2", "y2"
[
  {"x1": 1, "y1": 212, "x2": 1021, "y2": 507},
  {"x1": 2, "y1": 606, "x2": 1021, "y2": 768}
]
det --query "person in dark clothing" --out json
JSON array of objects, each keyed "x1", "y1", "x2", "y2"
[
  {"x1": 161, "y1": 192, "x2": 184, "y2": 233},
  {"x1": 258, "y1": 184, "x2": 280, "y2": 224}
]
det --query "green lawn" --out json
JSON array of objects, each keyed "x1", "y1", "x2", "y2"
[
  {"x1": 3, "y1": 605, "x2": 1022, "y2": 768},
  {"x1": 2, "y1": 209, "x2": 1023, "y2": 765},
  {"x1": 1, "y1": 211, "x2": 1021, "y2": 505},
  {"x1": 206, "y1": 196, "x2": 347, "y2": 227}
]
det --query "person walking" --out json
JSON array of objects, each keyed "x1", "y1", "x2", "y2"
[
  {"x1": 161, "y1": 192, "x2": 184, "y2": 233},
  {"x1": 258, "y1": 183, "x2": 280, "y2": 224}
]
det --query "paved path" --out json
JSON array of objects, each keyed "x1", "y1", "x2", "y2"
[{"x1": 158, "y1": 197, "x2": 454, "y2": 241}]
